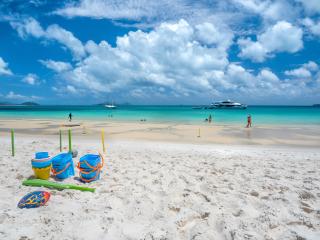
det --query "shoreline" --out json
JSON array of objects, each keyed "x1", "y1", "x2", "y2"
[
  {"x1": 0, "y1": 115, "x2": 319, "y2": 126},
  {"x1": 1, "y1": 117, "x2": 320, "y2": 127}
]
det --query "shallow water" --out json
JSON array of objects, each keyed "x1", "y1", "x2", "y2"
[{"x1": 0, "y1": 105, "x2": 319, "y2": 125}]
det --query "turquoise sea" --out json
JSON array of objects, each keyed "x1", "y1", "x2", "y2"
[{"x1": 0, "y1": 105, "x2": 319, "y2": 125}]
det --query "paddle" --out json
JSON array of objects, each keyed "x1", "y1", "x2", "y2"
[{"x1": 22, "y1": 179, "x2": 95, "y2": 192}]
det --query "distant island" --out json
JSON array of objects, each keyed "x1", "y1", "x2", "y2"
[
  {"x1": 0, "y1": 102, "x2": 11, "y2": 106},
  {"x1": 0, "y1": 102, "x2": 40, "y2": 106},
  {"x1": 21, "y1": 102, "x2": 40, "y2": 106}
]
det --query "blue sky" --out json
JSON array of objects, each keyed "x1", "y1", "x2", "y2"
[{"x1": 0, "y1": 0, "x2": 320, "y2": 105}]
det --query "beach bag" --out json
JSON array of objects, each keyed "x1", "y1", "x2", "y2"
[
  {"x1": 31, "y1": 152, "x2": 52, "y2": 180},
  {"x1": 51, "y1": 153, "x2": 74, "y2": 180},
  {"x1": 77, "y1": 154, "x2": 104, "y2": 183}
]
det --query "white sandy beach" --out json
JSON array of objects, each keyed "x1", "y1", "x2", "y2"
[{"x1": 0, "y1": 132, "x2": 319, "y2": 240}]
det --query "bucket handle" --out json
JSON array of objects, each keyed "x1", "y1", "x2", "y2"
[
  {"x1": 76, "y1": 153, "x2": 104, "y2": 173},
  {"x1": 51, "y1": 162, "x2": 71, "y2": 176},
  {"x1": 79, "y1": 168, "x2": 101, "y2": 183},
  {"x1": 76, "y1": 153, "x2": 104, "y2": 182}
]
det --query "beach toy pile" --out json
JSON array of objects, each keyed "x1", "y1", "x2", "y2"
[
  {"x1": 22, "y1": 150, "x2": 103, "y2": 209},
  {"x1": 31, "y1": 152, "x2": 52, "y2": 180},
  {"x1": 30, "y1": 151, "x2": 104, "y2": 182},
  {"x1": 20, "y1": 125, "x2": 107, "y2": 209},
  {"x1": 51, "y1": 153, "x2": 75, "y2": 179},
  {"x1": 77, "y1": 154, "x2": 104, "y2": 183}
]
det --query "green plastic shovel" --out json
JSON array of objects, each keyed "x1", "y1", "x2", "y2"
[{"x1": 22, "y1": 179, "x2": 95, "y2": 192}]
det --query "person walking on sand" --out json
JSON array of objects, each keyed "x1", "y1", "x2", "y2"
[
  {"x1": 246, "y1": 114, "x2": 252, "y2": 128},
  {"x1": 208, "y1": 114, "x2": 212, "y2": 123},
  {"x1": 68, "y1": 113, "x2": 72, "y2": 122}
]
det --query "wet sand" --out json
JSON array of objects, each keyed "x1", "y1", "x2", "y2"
[{"x1": 0, "y1": 118, "x2": 319, "y2": 147}]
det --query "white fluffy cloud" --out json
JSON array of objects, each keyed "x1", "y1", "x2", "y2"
[
  {"x1": 285, "y1": 68, "x2": 311, "y2": 78},
  {"x1": 237, "y1": 39, "x2": 267, "y2": 62},
  {"x1": 238, "y1": 21, "x2": 303, "y2": 62},
  {"x1": 0, "y1": 57, "x2": 13, "y2": 75},
  {"x1": 223, "y1": 64, "x2": 285, "y2": 96},
  {"x1": 10, "y1": 18, "x2": 85, "y2": 59},
  {"x1": 282, "y1": 61, "x2": 320, "y2": 97},
  {"x1": 11, "y1": 17, "x2": 44, "y2": 38},
  {"x1": 232, "y1": 0, "x2": 298, "y2": 22},
  {"x1": 195, "y1": 22, "x2": 233, "y2": 51},
  {"x1": 52, "y1": 85, "x2": 79, "y2": 95},
  {"x1": 302, "y1": 18, "x2": 320, "y2": 37},
  {"x1": 44, "y1": 19, "x2": 318, "y2": 102},
  {"x1": 297, "y1": 0, "x2": 320, "y2": 15},
  {"x1": 54, "y1": 0, "x2": 232, "y2": 27},
  {"x1": 58, "y1": 20, "x2": 233, "y2": 98},
  {"x1": 54, "y1": 0, "x2": 302, "y2": 29},
  {"x1": 5, "y1": 91, "x2": 41, "y2": 101},
  {"x1": 303, "y1": 61, "x2": 319, "y2": 72},
  {"x1": 22, "y1": 73, "x2": 40, "y2": 85},
  {"x1": 285, "y1": 61, "x2": 318, "y2": 78},
  {"x1": 39, "y1": 59, "x2": 72, "y2": 72},
  {"x1": 55, "y1": 0, "x2": 171, "y2": 20}
]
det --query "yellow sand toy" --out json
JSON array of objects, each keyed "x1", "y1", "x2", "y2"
[
  {"x1": 31, "y1": 152, "x2": 52, "y2": 180},
  {"x1": 32, "y1": 165, "x2": 51, "y2": 180}
]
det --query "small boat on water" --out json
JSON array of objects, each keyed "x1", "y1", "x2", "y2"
[
  {"x1": 105, "y1": 104, "x2": 117, "y2": 109},
  {"x1": 209, "y1": 100, "x2": 247, "y2": 109},
  {"x1": 105, "y1": 101, "x2": 117, "y2": 109}
]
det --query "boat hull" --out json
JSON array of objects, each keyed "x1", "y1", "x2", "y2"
[
  {"x1": 207, "y1": 105, "x2": 247, "y2": 109},
  {"x1": 105, "y1": 105, "x2": 117, "y2": 109}
]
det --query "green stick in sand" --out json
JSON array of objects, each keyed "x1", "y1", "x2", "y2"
[
  {"x1": 59, "y1": 129, "x2": 62, "y2": 152},
  {"x1": 23, "y1": 179, "x2": 95, "y2": 192},
  {"x1": 11, "y1": 129, "x2": 15, "y2": 156},
  {"x1": 68, "y1": 129, "x2": 72, "y2": 152},
  {"x1": 101, "y1": 129, "x2": 106, "y2": 153}
]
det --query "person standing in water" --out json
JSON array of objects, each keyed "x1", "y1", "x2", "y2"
[
  {"x1": 208, "y1": 114, "x2": 212, "y2": 123},
  {"x1": 68, "y1": 113, "x2": 72, "y2": 122},
  {"x1": 246, "y1": 114, "x2": 252, "y2": 128}
]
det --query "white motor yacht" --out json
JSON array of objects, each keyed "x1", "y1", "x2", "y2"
[{"x1": 209, "y1": 100, "x2": 247, "y2": 109}]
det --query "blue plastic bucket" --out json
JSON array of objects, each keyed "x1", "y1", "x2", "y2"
[
  {"x1": 79, "y1": 154, "x2": 101, "y2": 169},
  {"x1": 51, "y1": 153, "x2": 74, "y2": 179},
  {"x1": 36, "y1": 152, "x2": 49, "y2": 159},
  {"x1": 31, "y1": 152, "x2": 52, "y2": 168},
  {"x1": 77, "y1": 154, "x2": 103, "y2": 183},
  {"x1": 80, "y1": 169, "x2": 101, "y2": 182}
]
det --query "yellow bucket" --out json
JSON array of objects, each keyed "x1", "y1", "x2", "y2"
[{"x1": 32, "y1": 165, "x2": 51, "y2": 180}]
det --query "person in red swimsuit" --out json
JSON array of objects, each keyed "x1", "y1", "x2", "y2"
[{"x1": 246, "y1": 114, "x2": 252, "y2": 128}]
